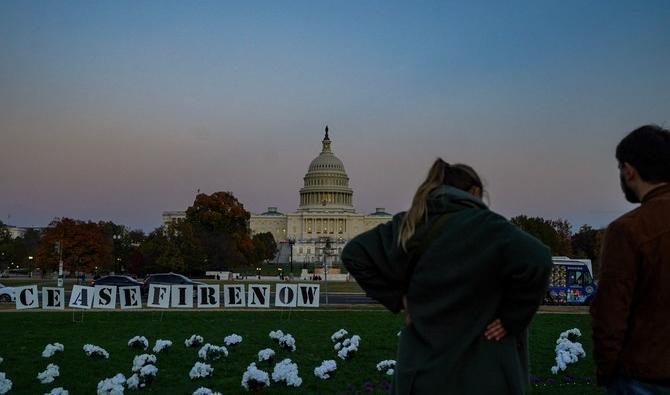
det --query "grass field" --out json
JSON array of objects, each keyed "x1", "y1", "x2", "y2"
[{"x1": 0, "y1": 311, "x2": 601, "y2": 394}]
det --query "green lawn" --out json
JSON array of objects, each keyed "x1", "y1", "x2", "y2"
[{"x1": 0, "y1": 311, "x2": 600, "y2": 394}]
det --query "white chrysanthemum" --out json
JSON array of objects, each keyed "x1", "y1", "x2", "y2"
[
  {"x1": 271, "y1": 359, "x2": 302, "y2": 387},
  {"x1": 126, "y1": 374, "x2": 140, "y2": 390},
  {"x1": 83, "y1": 344, "x2": 110, "y2": 359},
  {"x1": 131, "y1": 354, "x2": 157, "y2": 373},
  {"x1": 269, "y1": 330, "x2": 284, "y2": 342},
  {"x1": 96, "y1": 373, "x2": 126, "y2": 395},
  {"x1": 192, "y1": 387, "x2": 222, "y2": 395},
  {"x1": 224, "y1": 334, "x2": 243, "y2": 346},
  {"x1": 0, "y1": 372, "x2": 11, "y2": 394},
  {"x1": 42, "y1": 343, "x2": 65, "y2": 358},
  {"x1": 152, "y1": 339, "x2": 172, "y2": 354},
  {"x1": 197, "y1": 344, "x2": 228, "y2": 361},
  {"x1": 0, "y1": 357, "x2": 3, "y2": 364},
  {"x1": 278, "y1": 334, "x2": 296, "y2": 352},
  {"x1": 37, "y1": 363, "x2": 60, "y2": 384},
  {"x1": 331, "y1": 329, "x2": 348, "y2": 343},
  {"x1": 241, "y1": 362, "x2": 270, "y2": 391},
  {"x1": 189, "y1": 362, "x2": 214, "y2": 379},
  {"x1": 127, "y1": 336, "x2": 148, "y2": 350},
  {"x1": 376, "y1": 360, "x2": 396, "y2": 376},
  {"x1": 337, "y1": 334, "x2": 361, "y2": 360},
  {"x1": 44, "y1": 387, "x2": 69, "y2": 395},
  {"x1": 139, "y1": 364, "x2": 157, "y2": 377},
  {"x1": 550, "y1": 328, "x2": 586, "y2": 374},
  {"x1": 185, "y1": 335, "x2": 204, "y2": 348},
  {"x1": 314, "y1": 360, "x2": 337, "y2": 380},
  {"x1": 257, "y1": 348, "x2": 275, "y2": 362}
]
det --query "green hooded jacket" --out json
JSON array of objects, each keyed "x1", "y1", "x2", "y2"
[{"x1": 342, "y1": 186, "x2": 552, "y2": 394}]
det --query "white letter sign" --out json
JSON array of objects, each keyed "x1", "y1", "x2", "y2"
[
  {"x1": 93, "y1": 286, "x2": 117, "y2": 309},
  {"x1": 119, "y1": 286, "x2": 142, "y2": 309},
  {"x1": 15, "y1": 285, "x2": 39, "y2": 310},
  {"x1": 297, "y1": 284, "x2": 320, "y2": 307},
  {"x1": 247, "y1": 284, "x2": 270, "y2": 308},
  {"x1": 69, "y1": 285, "x2": 94, "y2": 309},
  {"x1": 148, "y1": 284, "x2": 171, "y2": 308},
  {"x1": 42, "y1": 287, "x2": 65, "y2": 310},
  {"x1": 275, "y1": 284, "x2": 298, "y2": 307},
  {"x1": 223, "y1": 284, "x2": 246, "y2": 307}
]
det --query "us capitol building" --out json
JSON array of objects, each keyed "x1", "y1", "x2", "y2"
[{"x1": 162, "y1": 126, "x2": 392, "y2": 265}]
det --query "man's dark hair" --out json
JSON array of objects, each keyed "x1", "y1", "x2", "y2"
[{"x1": 616, "y1": 124, "x2": 670, "y2": 183}]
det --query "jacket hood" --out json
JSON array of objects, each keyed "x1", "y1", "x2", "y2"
[{"x1": 426, "y1": 185, "x2": 488, "y2": 214}]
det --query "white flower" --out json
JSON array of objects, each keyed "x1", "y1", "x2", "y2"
[
  {"x1": 44, "y1": 387, "x2": 69, "y2": 395},
  {"x1": 314, "y1": 360, "x2": 337, "y2": 380},
  {"x1": 241, "y1": 362, "x2": 270, "y2": 391},
  {"x1": 127, "y1": 336, "x2": 148, "y2": 350},
  {"x1": 376, "y1": 359, "x2": 396, "y2": 376},
  {"x1": 42, "y1": 343, "x2": 65, "y2": 358},
  {"x1": 278, "y1": 334, "x2": 296, "y2": 352},
  {"x1": 269, "y1": 330, "x2": 284, "y2": 342},
  {"x1": 331, "y1": 329, "x2": 348, "y2": 343},
  {"x1": 37, "y1": 363, "x2": 60, "y2": 384},
  {"x1": 140, "y1": 364, "x2": 157, "y2": 378},
  {"x1": 189, "y1": 362, "x2": 214, "y2": 379},
  {"x1": 198, "y1": 344, "x2": 228, "y2": 361},
  {"x1": 84, "y1": 344, "x2": 110, "y2": 359},
  {"x1": 0, "y1": 357, "x2": 3, "y2": 364},
  {"x1": 152, "y1": 339, "x2": 172, "y2": 354},
  {"x1": 271, "y1": 359, "x2": 302, "y2": 387},
  {"x1": 550, "y1": 328, "x2": 586, "y2": 374},
  {"x1": 185, "y1": 335, "x2": 204, "y2": 348},
  {"x1": 192, "y1": 387, "x2": 222, "y2": 395},
  {"x1": 0, "y1": 372, "x2": 11, "y2": 394},
  {"x1": 337, "y1": 335, "x2": 361, "y2": 360},
  {"x1": 96, "y1": 373, "x2": 126, "y2": 395},
  {"x1": 224, "y1": 334, "x2": 243, "y2": 346},
  {"x1": 257, "y1": 348, "x2": 275, "y2": 362},
  {"x1": 126, "y1": 374, "x2": 140, "y2": 390},
  {"x1": 131, "y1": 354, "x2": 157, "y2": 373}
]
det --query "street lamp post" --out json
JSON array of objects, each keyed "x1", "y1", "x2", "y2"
[
  {"x1": 28, "y1": 256, "x2": 34, "y2": 278},
  {"x1": 322, "y1": 238, "x2": 332, "y2": 305},
  {"x1": 256, "y1": 267, "x2": 261, "y2": 279},
  {"x1": 287, "y1": 237, "x2": 295, "y2": 279}
]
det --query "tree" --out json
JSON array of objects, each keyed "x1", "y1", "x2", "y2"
[
  {"x1": 510, "y1": 215, "x2": 572, "y2": 256},
  {"x1": 251, "y1": 232, "x2": 278, "y2": 264},
  {"x1": 98, "y1": 221, "x2": 146, "y2": 273},
  {"x1": 140, "y1": 221, "x2": 204, "y2": 276},
  {"x1": 185, "y1": 192, "x2": 255, "y2": 270},
  {"x1": 571, "y1": 225, "x2": 606, "y2": 277},
  {"x1": 36, "y1": 218, "x2": 113, "y2": 274}
]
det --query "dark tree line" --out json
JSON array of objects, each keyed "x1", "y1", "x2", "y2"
[{"x1": 510, "y1": 216, "x2": 605, "y2": 276}]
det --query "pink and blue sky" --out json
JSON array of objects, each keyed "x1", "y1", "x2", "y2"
[{"x1": 1, "y1": 1, "x2": 669, "y2": 232}]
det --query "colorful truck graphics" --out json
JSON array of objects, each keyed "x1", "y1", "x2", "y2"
[{"x1": 544, "y1": 257, "x2": 596, "y2": 306}]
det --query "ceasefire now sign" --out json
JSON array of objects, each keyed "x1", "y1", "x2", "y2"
[{"x1": 12, "y1": 283, "x2": 320, "y2": 310}]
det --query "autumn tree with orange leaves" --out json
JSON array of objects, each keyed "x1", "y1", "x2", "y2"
[{"x1": 36, "y1": 218, "x2": 113, "y2": 274}]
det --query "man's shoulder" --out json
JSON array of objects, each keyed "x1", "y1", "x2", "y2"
[{"x1": 608, "y1": 207, "x2": 642, "y2": 231}]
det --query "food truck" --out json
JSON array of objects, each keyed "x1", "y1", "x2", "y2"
[{"x1": 544, "y1": 257, "x2": 596, "y2": 306}]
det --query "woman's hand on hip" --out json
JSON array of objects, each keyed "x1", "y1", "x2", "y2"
[{"x1": 484, "y1": 318, "x2": 507, "y2": 341}]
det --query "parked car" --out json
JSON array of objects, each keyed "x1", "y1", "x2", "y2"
[
  {"x1": 90, "y1": 275, "x2": 143, "y2": 288},
  {"x1": 0, "y1": 283, "x2": 16, "y2": 303},
  {"x1": 141, "y1": 273, "x2": 204, "y2": 295}
]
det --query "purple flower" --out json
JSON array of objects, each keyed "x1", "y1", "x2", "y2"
[
  {"x1": 546, "y1": 377, "x2": 555, "y2": 385},
  {"x1": 381, "y1": 380, "x2": 391, "y2": 390},
  {"x1": 362, "y1": 381, "x2": 374, "y2": 392},
  {"x1": 530, "y1": 375, "x2": 541, "y2": 385}
]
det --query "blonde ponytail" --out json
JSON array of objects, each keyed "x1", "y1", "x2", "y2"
[{"x1": 398, "y1": 158, "x2": 449, "y2": 251}]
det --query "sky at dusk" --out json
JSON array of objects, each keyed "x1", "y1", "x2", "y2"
[{"x1": 1, "y1": 1, "x2": 669, "y2": 232}]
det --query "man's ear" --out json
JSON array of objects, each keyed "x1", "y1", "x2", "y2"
[{"x1": 621, "y1": 162, "x2": 638, "y2": 182}]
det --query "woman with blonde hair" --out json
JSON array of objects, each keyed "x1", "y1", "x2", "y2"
[{"x1": 342, "y1": 158, "x2": 551, "y2": 394}]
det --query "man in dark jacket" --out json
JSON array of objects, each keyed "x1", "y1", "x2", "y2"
[
  {"x1": 343, "y1": 184, "x2": 551, "y2": 394},
  {"x1": 591, "y1": 124, "x2": 670, "y2": 393}
]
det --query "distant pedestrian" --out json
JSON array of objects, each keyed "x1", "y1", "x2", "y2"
[
  {"x1": 342, "y1": 158, "x2": 552, "y2": 394},
  {"x1": 591, "y1": 124, "x2": 670, "y2": 394}
]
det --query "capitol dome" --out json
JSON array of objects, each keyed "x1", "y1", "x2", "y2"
[{"x1": 298, "y1": 126, "x2": 355, "y2": 213}]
